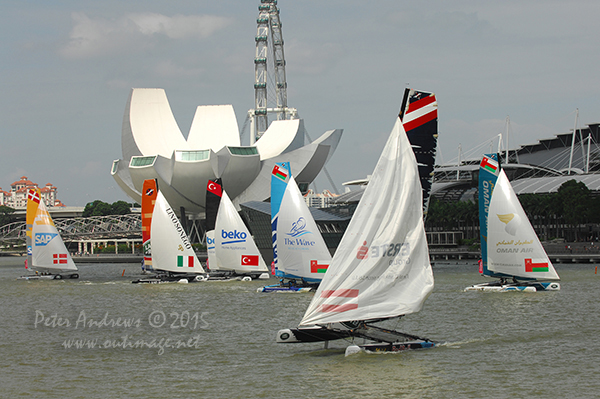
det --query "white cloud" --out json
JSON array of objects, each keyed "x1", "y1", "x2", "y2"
[{"x1": 60, "y1": 12, "x2": 232, "y2": 59}]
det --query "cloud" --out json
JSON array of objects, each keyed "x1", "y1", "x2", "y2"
[{"x1": 60, "y1": 12, "x2": 232, "y2": 59}]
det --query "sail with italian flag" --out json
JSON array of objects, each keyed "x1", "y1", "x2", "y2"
[{"x1": 150, "y1": 190, "x2": 205, "y2": 274}]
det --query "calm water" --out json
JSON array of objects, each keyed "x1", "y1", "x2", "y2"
[{"x1": 0, "y1": 256, "x2": 598, "y2": 398}]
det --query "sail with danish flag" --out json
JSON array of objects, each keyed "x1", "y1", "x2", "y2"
[{"x1": 31, "y1": 196, "x2": 78, "y2": 273}]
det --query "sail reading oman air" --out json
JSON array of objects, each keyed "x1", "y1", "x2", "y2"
[{"x1": 465, "y1": 154, "x2": 560, "y2": 292}]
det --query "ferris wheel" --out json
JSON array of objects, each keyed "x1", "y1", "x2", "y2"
[{"x1": 250, "y1": 0, "x2": 297, "y2": 143}]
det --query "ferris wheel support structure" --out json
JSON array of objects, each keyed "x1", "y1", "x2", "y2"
[{"x1": 252, "y1": 0, "x2": 293, "y2": 144}]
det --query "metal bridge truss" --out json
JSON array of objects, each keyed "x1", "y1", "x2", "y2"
[{"x1": 0, "y1": 214, "x2": 142, "y2": 246}]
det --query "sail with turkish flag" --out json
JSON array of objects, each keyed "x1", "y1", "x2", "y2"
[{"x1": 214, "y1": 190, "x2": 268, "y2": 273}]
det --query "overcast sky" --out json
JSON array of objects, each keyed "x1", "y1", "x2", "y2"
[{"x1": 1, "y1": 0, "x2": 599, "y2": 206}]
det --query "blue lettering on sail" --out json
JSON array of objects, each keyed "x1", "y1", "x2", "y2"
[
  {"x1": 35, "y1": 233, "x2": 58, "y2": 246},
  {"x1": 221, "y1": 230, "x2": 247, "y2": 244}
]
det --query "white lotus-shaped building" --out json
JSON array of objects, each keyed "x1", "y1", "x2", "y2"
[{"x1": 111, "y1": 88, "x2": 342, "y2": 215}]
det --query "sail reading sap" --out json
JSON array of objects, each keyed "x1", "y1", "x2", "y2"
[
  {"x1": 32, "y1": 199, "x2": 77, "y2": 272},
  {"x1": 300, "y1": 118, "x2": 434, "y2": 327},
  {"x1": 215, "y1": 191, "x2": 268, "y2": 273},
  {"x1": 276, "y1": 175, "x2": 331, "y2": 282},
  {"x1": 486, "y1": 170, "x2": 559, "y2": 281},
  {"x1": 150, "y1": 191, "x2": 205, "y2": 274}
]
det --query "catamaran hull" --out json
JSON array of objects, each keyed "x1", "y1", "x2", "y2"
[
  {"x1": 258, "y1": 285, "x2": 314, "y2": 293},
  {"x1": 345, "y1": 340, "x2": 436, "y2": 356},
  {"x1": 277, "y1": 327, "x2": 353, "y2": 343},
  {"x1": 132, "y1": 273, "x2": 207, "y2": 284},
  {"x1": 464, "y1": 281, "x2": 560, "y2": 292},
  {"x1": 18, "y1": 273, "x2": 79, "y2": 280}
]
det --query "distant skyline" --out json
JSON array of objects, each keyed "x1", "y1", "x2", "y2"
[{"x1": 1, "y1": 1, "x2": 599, "y2": 206}]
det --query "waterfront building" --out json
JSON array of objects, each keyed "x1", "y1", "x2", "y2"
[{"x1": 0, "y1": 176, "x2": 64, "y2": 208}]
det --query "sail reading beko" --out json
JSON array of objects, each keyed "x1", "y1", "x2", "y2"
[
  {"x1": 213, "y1": 190, "x2": 269, "y2": 280},
  {"x1": 465, "y1": 154, "x2": 560, "y2": 292}
]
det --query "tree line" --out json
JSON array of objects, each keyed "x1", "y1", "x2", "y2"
[{"x1": 425, "y1": 179, "x2": 600, "y2": 243}]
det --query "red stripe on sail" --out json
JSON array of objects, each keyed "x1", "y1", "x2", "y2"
[
  {"x1": 319, "y1": 303, "x2": 358, "y2": 313},
  {"x1": 407, "y1": 95, "x2": 436, "y2": 114},
  {"x1": 320, "y1": 289, "x2": 359, "y2": 298},
  {"x1": 188, "y1": 256, "x2": 194, "y2": 267},
  {"x1": 403, "y1": 109, "x2": 438, "y2": 132}
]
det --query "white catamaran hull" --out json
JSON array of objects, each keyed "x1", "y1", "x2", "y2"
[
  {"x1": 18, "y1": 272, "x2": 79, "y2": 280},
  {"x1": 465, "y1": 281, "x2": 560, "y2": 292}
]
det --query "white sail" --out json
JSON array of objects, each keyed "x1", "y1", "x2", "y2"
[
  {"x1": 215, "y1": 191, "x2": 268, "y2": 273},
  {"x1": 487, "y1": 170, "x2": 560, "y2": 280},
  {"x1": 150, "y1": 191, "x2": 205, "y2": 274},
  {"x1": 32, "y1": 200, "x2": 77, "y2": 272},
  {"x1": 301, "y1": 118, "x2": 434, "y2": 326},
  {"x1": 277, "y1": 175, "x2": 331, "y2": 281},
  {"x1": 206, "y1": 230, "x2": 219, "y2": 270}
]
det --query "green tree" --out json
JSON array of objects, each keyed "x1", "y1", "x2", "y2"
[
  {"x1": 0, "y1": 205, "x2": 16, "y2": 227},
  {"x1": 83, "y1": 200, "x2": 133, "y2": 217},
  {"x1": 111, "y1": 201, "x2": 132, "y2": 215}
]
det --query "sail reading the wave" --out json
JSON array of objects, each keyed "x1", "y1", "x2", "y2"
[
  {"x1": 276, "y1": 175, "x2": 331, "y2": 282},
  {"x1": 486, "y1": 170, "x2": 559, "y2": 281},
  {"x1": 150, "y1": 191, "x2": 205, "y2": 274},
  {"x1": 215, "y1": 191, "x2": 268, "y2": 273},
  {"x1": 300, "y1": 118, "x2": 434, "y2": 326},
  {"x1": 32, "y1": 199, "x2": 77, "y2": 272}
]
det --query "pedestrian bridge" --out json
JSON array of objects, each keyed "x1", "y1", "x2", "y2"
[{"x1": 0, "y1": 214, "x2": 143, "y2": 252}]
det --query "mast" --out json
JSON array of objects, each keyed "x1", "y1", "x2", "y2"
[{"x1": 568, "y1": 109, "x2": 579, "y2": 174}]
